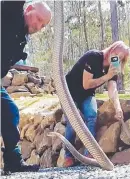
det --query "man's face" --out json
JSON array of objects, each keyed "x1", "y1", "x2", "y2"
[{"x1": 27, "y1": 9, "x2": 45, "y2": 34}]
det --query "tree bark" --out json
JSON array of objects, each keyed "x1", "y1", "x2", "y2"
[
  {"x1": 98, "y1": 0, "x2": 105, "y2": 50},
  {"x1": 110, "y1": 0, "x2": 119, "y2": 42},
  {"x1": 83, "y1": 1, "x2": 89, "y2": 51}
]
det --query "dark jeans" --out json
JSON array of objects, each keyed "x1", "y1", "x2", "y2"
[
  {"x1": 65, "y1": 96, "x2": 97, "y2": 157},
  {"x1": 1, "y1": 87, "x2": 21, "y2": 164}
]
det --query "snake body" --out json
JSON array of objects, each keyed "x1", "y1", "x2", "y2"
[
  {"x1": 48, "y1": 132, "x2": 99, "y2": 166},
  {"x1": 52, "y1": 1, "x2": 114, "y2": 171}
]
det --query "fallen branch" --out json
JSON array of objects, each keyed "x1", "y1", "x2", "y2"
[{"x1": 10, "y1": 65, "x2": 39, "y2": 73}]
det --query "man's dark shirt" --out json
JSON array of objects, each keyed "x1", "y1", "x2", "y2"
[
  {"x1": 66, "y1": 50, "x2": 117, "y2": 107},
  {"x1": 1, "y1": 1, "x2": 28, "y2": 78}
]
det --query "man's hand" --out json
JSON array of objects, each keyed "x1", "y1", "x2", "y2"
[
  {"x1": 106, "y1": 64, "x2": 118, "y2": 80},
  {"x1": 115, "y1": 109, "x2": 124, "y2": 121}
]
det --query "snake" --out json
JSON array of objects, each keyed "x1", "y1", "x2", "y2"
[{"x1": 51, "y1": 1, "x2": 114, "y2": 171}]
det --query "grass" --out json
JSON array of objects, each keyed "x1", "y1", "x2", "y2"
[
  {"x1": 14, "y1": 94, "x2": 59, "y2": 111},
  {"x1": 14, "y1": 93, "x2": 130, "y2": 110},
  {"x1": 96, "y1": 93, "x2": 130, "y2": 100}
]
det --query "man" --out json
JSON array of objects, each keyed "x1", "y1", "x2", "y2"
[
  {"x1": 1, "y1": 1, "x2": 51, "y2": 174},
  {"x1": 64, "y1": 41, "x2": 130, "y2": 167}
]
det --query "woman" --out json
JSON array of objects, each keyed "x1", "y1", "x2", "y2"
[{"x1": 64, "y1": 41, "x2": 130, "y2": 167}]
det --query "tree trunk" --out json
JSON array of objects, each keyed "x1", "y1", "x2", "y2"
[
  {"x1": 83, "y1": 1, "x2": 89, "y2": 51},
  {"x1": 78, "y1": 1, "x2": 82, "y2": 57},
  {"x1": 98, "y1": 0, "x2": 105, "y2": 50},
  {"x1": 110, "y1": 0, "x2": 119, "y2": 42},
  {"x1": 126, "y1": 1, "x2": 130, "y2": 46},
  {"x1": 117, "y1": 74, "x2": 125, "y2": 93},
  {"x1": 110, "y1": 1, "x2": 124, "y2": 91}
]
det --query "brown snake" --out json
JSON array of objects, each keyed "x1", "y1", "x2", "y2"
[{"x1": 51, "y1": 1, "x2": 114, "y2": 170}]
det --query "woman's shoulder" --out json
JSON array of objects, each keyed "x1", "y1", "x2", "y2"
[
  {"x1": 80, "y1": 50, "x2": 103, "y2": 64},
  {"x1": 84, "y1": 49, "x2": 103, "y2": 57}
]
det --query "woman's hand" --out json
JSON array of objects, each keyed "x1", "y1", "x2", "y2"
[
  {"x1": 115, "y1": 108, "x2": 124, "y2": 121},
  {"x1": 106, "y1": 64, "x2": 118, "y2": 80}
]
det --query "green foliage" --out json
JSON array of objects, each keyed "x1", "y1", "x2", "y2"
[
  {"x1": 34, "y1": 49, "x2": 52, "y2": 62},
  {"x1": 26, "y1": 0, "x2": 130, "y2": 89}
]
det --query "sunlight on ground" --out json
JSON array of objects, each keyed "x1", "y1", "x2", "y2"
[
  {"x1": 13, "y1": 93, "x2": 130, "y2": 112},
  {"x1": 96, "y1": 93, "x2": 130, "y2": 100},
  {"x1": 14, "y1": 94, "x2": 59, "y2": 113}
]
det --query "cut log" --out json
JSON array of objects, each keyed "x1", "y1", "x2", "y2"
[{"x1": 11, "y1": 65, "x2": 39, "y2": 73}]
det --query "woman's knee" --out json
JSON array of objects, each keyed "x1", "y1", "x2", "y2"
[
  {"x1": 84, "y1": 108, "x2": 97, "y2": 118},
  {"x1": 82, "y1": 98, "x2": 97, "y2": 118}
]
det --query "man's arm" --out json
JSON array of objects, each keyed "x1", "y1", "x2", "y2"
[
  {"x1": 1, "y1": 1, "x2": 25, "y2": 17},
  {"x1": 1, "y1": 1, "x2": 26, "y2": 42},
  {"x1": 1, "y1": 1, "x2": 26, "y2": 78}
]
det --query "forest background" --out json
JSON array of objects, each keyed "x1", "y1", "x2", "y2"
[{"x1": 25, "y1": 0, "x2": 130, "y2": 93}]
